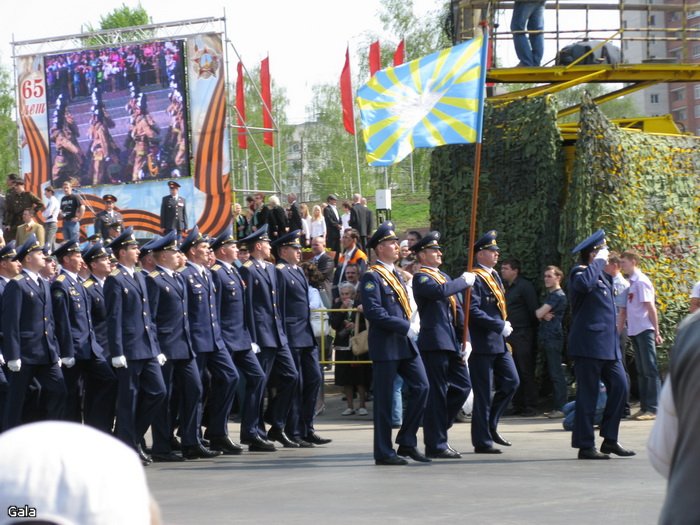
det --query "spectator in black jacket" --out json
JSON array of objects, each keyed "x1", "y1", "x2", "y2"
[{"x1": 266, "y1": 195, "x2": 288, "y2": 241}]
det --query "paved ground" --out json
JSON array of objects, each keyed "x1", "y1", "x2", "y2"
[{"x1": 146, "y1": 389, "x2": 666, "y2": 525}]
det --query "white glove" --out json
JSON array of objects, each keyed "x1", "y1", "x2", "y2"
[
  {"x1": 461, "y1": 340, "x2": 472, "y2": 359},
  {"x1": 7, "y1": 359, "x2": 21, "y2": 372},
  {"x1": 501, "y1": 321, "x2": 513, "y2": 338},
  {"x1": 111, "y1": 356, "x2": 127, "y2": 369},
  {"x1": 251, "y1": 342, "x2": 261, "y2": 354},
  {"x1": 156, "y1": 353, "x2": 167, "y2": 366},
  {"x1": 407, "y1": 327, "x2": 418, "y2": 341},
  {"x1": 461, "y1": 272, "x2": 476, "y2": 287},
  {"x1": 61, "y1": 357, "x2": 76, "y2": 368},
  {"x1": 594, "y1": 247, "x2": 610, "y2": 261},
  {"x1": 0, "y1": 354, "x2": 5, "y2": 367}
]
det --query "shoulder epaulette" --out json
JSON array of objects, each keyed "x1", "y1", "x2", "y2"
[
  {"x1": 148, "y1": 270, "x2": 160, "y2": 278},
  {"x1": 56, "y1": 274, "x2": 66, "y2": 282},
  {"x1": 177, "y1": 266, "x2": 187, "y2": 273},
  {"x1": 83, "y1": 279, "x2": 94, "y2": 288},
  {"x1": 13, "y1": 274, "x2": 24, "y2": 281},
  {"x1": 276, "y1": 263, "x2": 286, "y2": 270},
  {"x1": 110, "y1": 268, "x2": 121, "y2": 276},
  {"x1": 243, "y1": 260, "x2": 254, "y2": 268},
  {"x1": 211, "y1": 263, "x2": 221, "y2": 271}
]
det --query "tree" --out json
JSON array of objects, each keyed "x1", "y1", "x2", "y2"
[
  {"x1": 83, "y1": 3, "x2": 152, "y2": 46},
  {"x1": 0, "y1": 66, "x2": 18, "y2": 186}
]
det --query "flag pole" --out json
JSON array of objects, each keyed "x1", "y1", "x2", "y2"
[
  {"x1": 349, "y1": 46, "x2": 363, "y2": 197},
  {"x1": 462, "y1": 22, "x2": 490, "y2": 348}
]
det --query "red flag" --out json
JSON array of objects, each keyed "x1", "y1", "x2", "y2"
[
  {"x1": 340, "y1": 46, "x2": 355, "y2": 135},
  {"x1": 369, "y1": 40, "x2": 381, "y2": 76},
  {"x1": 260, "y1": 56, "x2": 274, "y2": 147},
  {"x1": 393, "y1": 39, "x2": 405, "y2": 66},
  {"x1": 235, "y1": 61, "x2": 247, "y2": 150}
]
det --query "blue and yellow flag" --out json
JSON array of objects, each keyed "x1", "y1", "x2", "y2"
[{"x1": 357, "y1": 37, "x2": 486, "y2": 166}]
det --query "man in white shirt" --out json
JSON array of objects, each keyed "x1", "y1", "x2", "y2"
[{"x1": 42, "y1": 186, "x2": 60, "y2": 251}]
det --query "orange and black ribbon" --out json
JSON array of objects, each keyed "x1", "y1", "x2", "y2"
[{"x1": 473, "y1": 268, "x2": 508, "y2": 320}]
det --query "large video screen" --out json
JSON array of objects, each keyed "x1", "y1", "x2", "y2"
[{"x1": 44, "y1": 40, "x2": 190, "y2": 187}]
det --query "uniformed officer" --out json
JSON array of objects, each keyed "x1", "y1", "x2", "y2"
[
  {"x1": 93, "y1": 194, "x2": 123, "y2": 241},
  {"x1": 411, "y1": 232, "x2": 475, "y2": 459},
  {"x1": 51, "y1": 240, "x2": 116, "y2": 433},
  {"x1": 138, "y1": 237, "x2": 158, "y2": 275},
  {"x1": 147, "y1": 231, "x2": 218, "y2": 461},
  {"x1": 238, "y1": 224, "x2": 300, "y2": 448},
  {"x1": 210, "y1": 228, "x2": 276, "y2": 452},
  {"x1": 81, "y1": 242, "x2": 111, "y2": 352},
  {"x1": 1, "y1": 234, "x2": 66, "y2": 430},
  {"x1": 468, "y1": 230, "x2": 520, "y2": 454},
  {"x1": 160, "y1": 180, "x2": 187, "y2": 236},
  {"x1": 180, "y1": 226, "x2": 241, "y2": 456},
  {"x1": 0, "y1": 242, "x2": 21, "y2": 427},
  {"x1": 360, "y1": 221, "x2": 430, "y2": 465},
  {"x1": 105, "y1": 227, "x2": 167, "y2": 463},
  {"x1": 568, "y1": 229, "x2": 635, "y2": 460},
  {"x1": 273, "y1": 230, "x2": 331, "y2": 447}
]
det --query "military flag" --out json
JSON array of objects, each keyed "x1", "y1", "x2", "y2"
[
  {"x1": 340, "y1": 46, "x2": 355, "y2": 135},
  {"x1": 356, "y1": 36, "x2": 487, "y2": 166},
  {"x1": 369, "y1": 41, "x2": 381, "y2": 77},
  {"x1": 260, "y1": 56, "x2": 274, "y2": 146},
  {"x1": 235, "y1": 61, "x2": 247, "y2": 150},
  {"x1": 393, "y1": 39, "x2": 405, "y2": 66}
]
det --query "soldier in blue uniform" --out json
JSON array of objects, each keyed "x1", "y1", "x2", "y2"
[
  {"x1": 147, "y1": 231, "x2": 219, "y2": 461},
  {"x1": 81, "y1": 243, "x2": 111, "y2": 352},
  {"x1": 210, "y1": 228, "x2": 276, "y2": 452},
  {"x1": 568, "y1": 229, "x2": 635, "y2": 460},
  {"x1": 273, "y1": 230, "x2": 331, "y2": 447},
  {"x1": 238, "y1": 225, "x2": 300, "y2": 448},
  {"x1": 105, "y1": 227, "x2": 167, "y2": 463},
  {"x1": 51, "y1": 240, "x2": 116, "y2": 433},
  {"x1": 180, "y1": 226, "x2": 242, "y2": 456},
  {"x1": 0, "y1": 242, "x2": 21, "y2": 427},
  {"x1": 360, "y1": 221, "x2": 430, "y2": 465},
  {"x1": 2, "y1": 234, "x2": 66, "y2": 430},
  {"x1": 411, "y1": 232, "x2": 475, "y2": 459},
  {"x1": 468, "y1": 230, "x2": 520, "y2": 454}
]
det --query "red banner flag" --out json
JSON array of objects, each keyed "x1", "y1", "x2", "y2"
[
  {"x1": 393, "y1": 39, "x2": 405, "y2": 66},
  {"x1": 369, "y1": 40, "x2": 381, "y2": 76},
  {"x1": 340, "y1": 46, "x2": 355, "y2": 135},
  {"x1": 235, "y1": 61, "x2": 247, "y2": 150},
  {"x1": 260, "y1": 56, "x2": 274, "y2": 147}
]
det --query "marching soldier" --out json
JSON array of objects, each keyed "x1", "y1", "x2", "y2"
[
  {"x1": 411, "y1": 232, "x2": 475, "y2": 459},
  {"x1": 93, "y1": 194, "x2": 123, "y2": 241},
  {"x1": 51, "y1": 240, "x2": 116, "y2": 433},
  {"x1": 273, "y1": 230, "x2": 331, "y2": 447},
  {"x1": 105, "y1": 227, "x2": 167, "y2": 464},
  {"x1": 2, "y1": 234, "x2": 66, "y2": 430},
  {"x1": 81, "y1": 242, "x2": 111, "y2": 352},
  {"x1": 160, "y1": 180, "x2": 187, "y2": 236},
  {"x1": 0, "y1": 242, "x2": 21, "y2": 427},
  {"x1": 238, "y1": 224, "x2": 300, "y2": 448},
  {"x1": 360, "y1": 221, "x2": 430, "y2": 465},
  {"x1": 180, "y1": 226, "x2": 241, "y2": 456}
]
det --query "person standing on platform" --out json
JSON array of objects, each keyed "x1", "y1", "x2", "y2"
[
  {"x1": 210, "y1": 228, "x2": 276, "y2": 452},
  {"x1": 361, "y1": 221, "x2": 430, "y2": 466},
  {"x1": 468, "y1": 231, "x2": 520, "y2": 454},
  {"x1": 42, "y1": 186, "x2": 60, "y2": 252},
  {"x1": 4, "y1": 175, "x2": 44, "y2": 243},
  {"x1": 511, "y1": 0, "x2": 546, "y2": 67},
  {"x1": 59, "y1": 180, "x2": 84, "y2": 244},
  {"x1": 411, "y1": 231, "x2": 475, "y2": 459},
  {"x1": 160, "y1": 180, "x2": 187, "y2": 237},
  {"x1": 567, "y1": 229, "x2": 635, "y2": 460},
  {"x1": 105, "y1": 227, "x2": 167, "y2": 465},
  {"x1": 93, "y1": 194, "x2": 123, "y2": 242}
]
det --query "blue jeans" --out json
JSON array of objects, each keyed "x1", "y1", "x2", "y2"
[
  {"x1": 631, "y1": 329, "x2": 660, "y2": 413},
  {"x1": 540, "y1": 334, "x2": 567, "y2": 410},
  {"x1": 511, "y1": 1, "x2": 545, "y2": 66},
  {"x1": 62, "y1": 220, "x2": 80, "y2": 243}
]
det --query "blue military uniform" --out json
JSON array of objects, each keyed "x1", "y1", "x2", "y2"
[
  {"x1": 105, "y1": 227, "x2": 166, "y2": 452},
  {"x1": 411, "y1": 232, "x2": 471, "y2": 457},
  {"x1": 468, "y1": 231, "x2": 520, "y2": 451},
  {"x1": 179, "y1": 226, "x2": 239, "y2": 444},
  {"x1": 568, "y1": 229, "x2": 628, "y2": 457},
  {"x1": 238, "y1": 225, "x2": 299, "y2": 444},
  {"x1": 81, "y1": 243, "x2": 109, "y2": 350},
  {"x1": 1, "y1": 235, "x2": 66, "y2": 430},
  {"x1": 210, "y1": 229, "x2": 268, "y2": 446},
  {"x1": 0, "y1": 242, "x2": 18, "y2": 427},
  {"x1": 273, "y1": 230, "x2": 323, "y2": 444},
  {"x1": 145, "y1": 231, "x2": 204, "y2": 457},
  {"x1": 51, "y1": 240, "x2": 116, "y2": 432},
  {"x1": 360, "y1": 222, "x2": 429, "y2": 463}
]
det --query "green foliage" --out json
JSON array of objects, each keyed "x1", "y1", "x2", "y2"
[
  {"x1": 430, "y1": 97, "x2": 564, "y2": 282},
  {"x1": 561, "y1": 96, "x2": 699, "y2": 360},
  {"x1": 387, "y1": 194, "x2": 430, "y2": 231},
  {"x1": 0, "y1": 66, "x2": 18, "y2": 187},
  {"x1": 83, "y1": 3, "x2": 152, "y2": 46}
]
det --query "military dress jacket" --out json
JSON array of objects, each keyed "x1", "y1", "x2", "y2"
[
  {"x1": 179, "y1": 263, "x2": 226, "y2": 354},
  {"x1": 275, "y1": 262, "x2": 315, "y2": 349},
  {"x1": 83, "y1": 276, "x2": 108, "y2": 350},
  {"x1": 239, "y1": 258, "x2": 288, "y2": 349},
  {"x1": 468, "y1": 268, "x2": 508, "y2": 355},
  {"x1": 210, "y1": 261, "x2": 253, "y2": 352}
]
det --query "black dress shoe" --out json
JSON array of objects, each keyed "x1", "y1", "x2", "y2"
[
  {"x1": 209, "y1": 436, "x2": 244, "y2": 455},
  {"x1": 600, "y1": 440, "x2": 636, "y2": 457},
  {"x1": 491, "y1": 429, "x2": 512, "y2": 447},
  {"x1": 169, "y1": 436, "x2": 182, "y2": 451},
  {"x1": 578, "y1": 447, "x2": 610, "y2": 460},
  {"x1": 182, "y1": 444, "x2": 223, "y2": 459},
  {"x1": 375, "y1": 455, "x2": 408, "y2": 466},
  {"x1": 151, "y1": 451, "x2": 185, "y2": 462},
  {"x1": 137, "y1": 445, "x2": 152, "y2": 464},
  {"x1": 397, "y1": 446, "x2": 432, "y2": 463},
  {"x1": 305, "y1": 432, "x2": 332, "y2": 445},
  {"x1": 293, "y1": 438, "x2": 315, "y2": 448},
  {"x1": 267, "y1": 427, "x2": 300, "y2": 448},
  {"x1": 474, "y1": 446, "x2": 502, "y2": 454},
  {"x1": 248, "y1": 436, "x2": 277, "y2": 452},
  {"x1": 426, "y1": 448, "x2": 462, "y2": 459}
]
